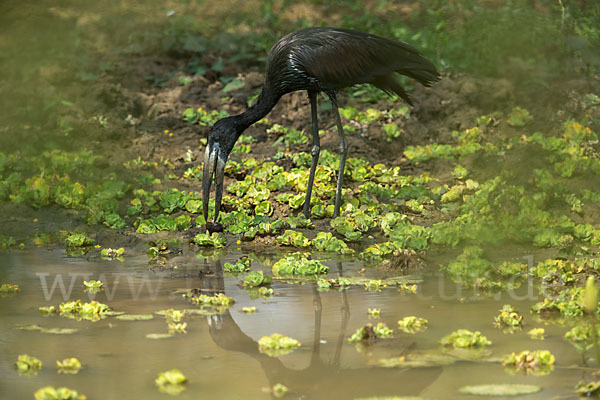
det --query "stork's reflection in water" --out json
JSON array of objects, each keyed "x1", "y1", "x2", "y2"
[{"x1": 199, "y1": 260, "x2": 441, "y2": 399}]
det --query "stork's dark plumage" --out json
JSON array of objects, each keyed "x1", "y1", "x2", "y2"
[{"x1": 203, "y1": 27, "x2": 440, "y2": 226}]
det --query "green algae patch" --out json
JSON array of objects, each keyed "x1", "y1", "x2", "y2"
[
  {"x1": 168, "y1": 322, "x2": 187, "y2": 334},
  {"x1": 65, "y1": 233, "x2": 94, "y2": 247},
  {"x1": 17, "y1": 324, "x2": 78, "y2": 334},
  {"x1": 440, "y1": 329, "x2": 491, "y2": 348},
  {"x1": 183, "y1": 106, "x2": 228, "y2": 126},
  {"x1": 39, "y1": 306, "x2": 57, "y2": 315},
  {"x1": 459, "y1": 384, "x2": 540, "y2": 396},
  {"x1": 137, "y1": 214, "x2": 192, "y2": 233},
  {"x1": 257, "y1": 286, "x2": 274, "y2": 298},
  {"x1": 271, "y1": 383, "x2": 288, "y2": 398},
  {"x1": 564, "y1": 324, "x2": 600, "y2": 351},
  {"x1": 115, "y1": 314, "x2": 154, "y2": 321},
  {"x1": 506, "y1": 106, "x2": 533, "y2": 127},
  {"x1": 527, "y1": 328, "x2": 545, "y2": 340},
  {"x1": 312, "y1": 232, "x2": 355, "y2": 254},
  {"x1": 368, "y1": 308, "x2": 381, "y2": 318},
  {"x1": 349, "y1": 323, "x2": 393, "y2": 343},
  {"x1": 155, "y1": 368, "x2": 187, "y2": 395},
  {"x1": 224, "y1": 256, "x2": 251, "y2": 273},
  {"x1": 354, "y1": 397, "x2": 424, "y2": 400},
  {"x1": 272, "y1": 254, "x2": 328, "y2": 276},
  {"x1": 377, "y1": 351, "x2": 456, "y2": 368},
  {"x1": 275, "y1": 230, "x2": 311, "y2": 247},
  {"x1": 316, "y1": 277, "x2": 352, "y2": 291},
  {"x1": 193, "y1": 232, "x2": 226, "y2": 247},
  {"x1": 531, "y1": 287, "x2": 584, "y2": 318},
  {"x1": 15, "y1": 354, "x2": 42, "y2": 376},
  {"x1": 364, "y1": 280, "x2": 385, "y2": 291},
  {"x1": 0, "y1": 283, "x2": 20, "y2": 296},
  {"x1": 502, "y1": 350, "x2": 555, "y2": 375},
  {"x1": 330, "y1": 216, "x2": 363, "y2": 241},
  {"x1": 146, "y1": 240, "x2": 180, "y2": 259},
  {"x1": 343, "y1": 275, "x2": 421, "y2": 290},
  {"x1": 100, "y1": 247, "x2": 125, "y2": 260},
  {"x1": 242, "y1": 271, "x2": 272, "y2": 287},
  {"x1": 185, "y1": 292, "x2": 234, "y2": 308},
  {"x1": 258, "y1": 333, "x2": 301, "y2": 357},
  {"x1": 576, "y1": 381, "x2": 600, "y2": 397},
  {"x1": 397, "y1": 316, "x2": 428, "y2": 334},
  {"x1": 83, "y1": 280, "x2": 103, "y2": 289},
  {"x1": 155, "y1": 309, "x2": 186, "y2": 323},
  {"x1": 34, "y1": 386, "x2": 86, "y2": 400},
  {"x1": 57, "y1": 358, "x2": 82, "y2": 374},
  {"x1": 59, "y1": 300, "x2": 110, "y2": 321},
  {"x1": 493, "y1": 305, "x2": 523, "y2": 332},
  {"x1": 146, "y1": 333, "x2": 174, "y2": 340}
]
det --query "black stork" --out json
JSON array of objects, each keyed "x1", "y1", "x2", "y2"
[{"x1": 202, "y1": 27, "x2": 440, "y2": 229}]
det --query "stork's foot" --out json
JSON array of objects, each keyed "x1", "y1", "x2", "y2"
[
  {"x1": 302, "y1": 207, "x2": 311, "y2": 220},
  {"x1": 206, "y1": 221, "x2": 224, "y2": 234}
]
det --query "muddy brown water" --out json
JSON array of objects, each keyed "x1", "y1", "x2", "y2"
[
  {"x1": 0, "y1": 248, "x2": 588, "y2": 399},
  {"x1": 1, "y1": 2, "x2": 598, "y2": 399}
]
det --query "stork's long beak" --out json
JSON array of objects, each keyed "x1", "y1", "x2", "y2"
[{"x1": 202, "y1": 143, "x2": 226, "y2": 223}]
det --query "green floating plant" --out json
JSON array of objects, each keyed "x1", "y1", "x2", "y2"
[
  {"x1": 348, "y1": 323, "x2": 393, "y2": 343},
  {"x1": 527, "y1": 328, "x2": 545, "y2": 340},
  {"x1": 83, "y1": 280, "x2": 103, "y2": 289},
  {"x1": 258, "y1": 333, "x2": 301, "y2": 357},
  {"x1": 493, "y1": 304, "x2": 523, "y2": 330},
  {"x1": 272, "y1": 254, "x2": 328, "y2": 276},
  {"x1": 65, "y1": 233, "x2": 94, "y2": 248},
  {"x1": 34, "y1": 386, "x2": 85, "y2": 400},
  {"x1": 56, "y1": 358, "x2": 81, "y2": 374},
  {"x1": 138, "y1": 214, "x2": 192, "y2": 233},
  {"x1": 459, "y1": 384, "x2": 540, "y2": 396},
  {"x1": 502, "y1": 350, "x2": 555, "y2": 375},
  {"x1": 155, "y1": 368, "x2": 187, "y2": 395},
  {"x1": 275, "y1": 230, "x2": 311, "y2": 247},
  {"x1": 271, "y1": 383, "x2": 288, "y2": 399},
  {"x1": 17, "y1": 324, "x2": 78, "y2": 335},
  {"x1": 242, "y1": 271, "x2": 272, "y2": 287},
  {"x1": 115, "y1": 314, "x2": 154, "y2": 321},
  {"x1": 312, "y1": 232, "x2": 354, "y2": 254},
  {"x1": 0, "y1": 283, "x2": 19, "y2": 296},
  {"x1": 507, "y1": 106, "x2": 533, "y2": 127},
  {"x1": 15, "y1": 354, "x2": 42, "y2": 376},
  {"x1": 397, "y1": 316, "x2": 428, "y2": 334},
  {"x1": 440, "y1": 329, "x2": 491, "y2": 348},
  {"x1": 59, "y1": 300, "x2": 111, "y2": 321},
  {"x1": 224, "y1": 256, "x2": 251, "y2": 273},
  {"x1": 39, "y1": 306, "x2": 57, "y2": 315},
  {"x1": 576, "y1": 381, "x2": 600, "y2": 397},
  {"x1": 193, "y1": 232, "x2": 226, "y2": 247},
  {"x1": 100, "y1": 247, "x2": 124, "y2": 260},
  {"x1": 316, "y1": 277, "x2": 351, "y2": 291}
]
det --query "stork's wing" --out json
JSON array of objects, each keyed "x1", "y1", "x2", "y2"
[{"x1": 274, "y1": 27, "x2": 440, "y2": 103}]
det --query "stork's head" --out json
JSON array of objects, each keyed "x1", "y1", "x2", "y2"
[{"x1": 202, "y1": 117, "x2": 240, "y2": 226}]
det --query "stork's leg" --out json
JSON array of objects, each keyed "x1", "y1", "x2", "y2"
[
  {"x1": 303, "y1": 90, "x2": 320, "y2": 219},
  {"x1": 333, "y1": 262, "x2": 350, "y2": 367},
  {"x1": 329, "y1": 94, "x2": 347, "y2": 218},
  {"x1": 310, "y1": 285, "x2": 323, "y2": 364}
]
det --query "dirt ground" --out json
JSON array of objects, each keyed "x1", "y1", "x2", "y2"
[
  {"x1": 2, "y1": 46, "x2": 599, "y2": 252},
  {"x1": 94, "y1": 53, "x2": 599, "y2": 189}
]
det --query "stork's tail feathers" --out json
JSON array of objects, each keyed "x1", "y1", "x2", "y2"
[
  {"x1": 373, "y1": 49, "x2": 440, "y2": 105},
  {"x1": 372, "y1": 74, "x2": 414, "y2": 106},
  {"x1": 400, "y1": 63, "x2": 441, "y2": 87}
]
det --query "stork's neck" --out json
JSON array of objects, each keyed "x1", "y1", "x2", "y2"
[{"x1": 234, "y1": 85, "x2": 281, "y2": 132}]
